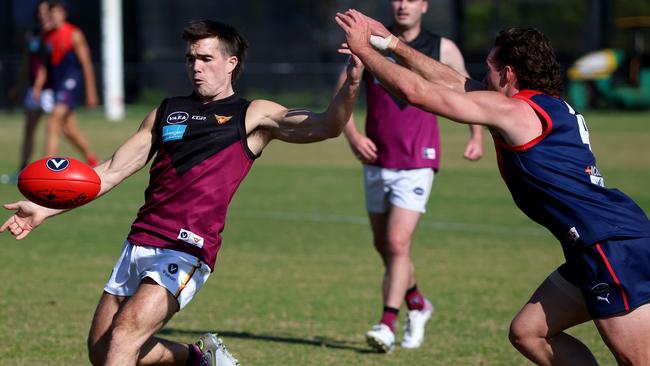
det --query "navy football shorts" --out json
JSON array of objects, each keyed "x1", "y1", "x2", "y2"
[
  {"x1": 558, "y1": 237, "x2": 650, "y2": 319},
  {"x1": 53, "y1": 74, "x2": 83, "y2": 110}
]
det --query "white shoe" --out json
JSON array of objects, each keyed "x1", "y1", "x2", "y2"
[
  {"x1": 196, "y1": 333, "x2": 241, "y2": 366},
  {"x1": 365, "y1": 323, "x2": 396, "y2": 353},
  {"x1": 401, "y1": 299, "x2": 433, "y2": 349}
]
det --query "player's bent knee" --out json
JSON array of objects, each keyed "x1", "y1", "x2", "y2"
[{"x1": 508, "y1": 317, "x2": 542, "y2": 353}]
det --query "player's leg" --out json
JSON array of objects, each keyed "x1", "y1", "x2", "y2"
[
  {"x1": 21, "y1": 108, "x2": 42, "y2": 169},
  {"x1": 103, "y1": 277, "x2": 188, "y2": 365},
  {"x1": 19, "y1": 87, "x2": 51, "y2": 170},
  {"x1": 87, "y1": 291, "x2": 129, "y2": 365},
  {"x1": 365, "y1": 211, "x2": 398, "y2": 352},
  {"x1": 60, "y1": 111, "x2": 98, "y2": 166},
  {"x1": 363, "y1": 165, "x2": 397, "y2": 352},
  {"x1": 45, "y1": 103, "x2": 68, "y2": 156},
  {"x1": 364, "y1": 167, "x2": 434, "y2": 352},
  {"x1": 88, "y1": 286, "x2": 194, "y2": 366},
  {"x1": 383, "y1": 205, "x2": 420, "y2": 310},
  {"x1": 386, "y1": 168, "x2": 434, "y2": 349},
  {"x1": 594, "y1": 304, "x2": 650, "y2": 365},
  {"x1": 92, "y1": 242, "x2": 237, "y2": 365},
  {"x1": 509, "y1": 270, "x2": 597, "y2": 365}
]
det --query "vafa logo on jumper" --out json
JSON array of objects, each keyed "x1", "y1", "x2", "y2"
[
  {"x1": 46, "y1": 157, "x2": 69, "y2": 171},
  {"x1": 167, "y1": 111, "x2": 189, "y2": 124},
  {"x1": 177, "y1": 228, "x2": 204, "y2": 248}
]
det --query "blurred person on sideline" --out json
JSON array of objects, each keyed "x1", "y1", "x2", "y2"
[
  {"x1": 2, "y1": 0, "x2": 55, "y2": 184},
  {"x1": 337, "y1": 9, "x2": 650, "y2": 365},
  {"x1": 33, "y1": 0, "x2": 99, "y2": 166},
  {"x1": 2, "y1": 19, "x2": 362, "y2": 366},
  {"x1": 333, "y1": 0, "x2": 483, "y2": 353}
]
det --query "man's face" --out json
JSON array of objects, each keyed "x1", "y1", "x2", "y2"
[
  {"x1": 49, "y1": 5, "x2": 66, "y2": 27},
  {"x1": 37, "y1": 3, "x2": 53, "y2": 31},
  {"x1": 185, "y1": 37, "x2": 237, "y2": 100},
  {"x1": 390, "y1": 0, "x2": 428, "y2": 30}
]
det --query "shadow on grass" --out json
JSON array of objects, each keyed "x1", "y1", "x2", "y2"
[{"x1": 159, "y1": 328, "x2": 375, "y2": 353}]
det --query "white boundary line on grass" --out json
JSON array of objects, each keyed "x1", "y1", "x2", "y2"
[{"x1": 229, "y1": 209, "x2": 549, "y2": 237}]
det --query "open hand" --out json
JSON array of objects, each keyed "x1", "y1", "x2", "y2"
[
  {"x1": 1, "y1": 201, "x2": 53, "y2": 240},
  {"x1": 335, "y1": 9, "x2": 373, "y2": 56}
]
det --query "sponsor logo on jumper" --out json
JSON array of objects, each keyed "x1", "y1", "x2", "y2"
[
  {"x1": 597, "y1": 293, "x2": 610, "y2": 304},
  {"x1": 167, "y1": 111, "x2": 189, "y2": 124},
  {"x1": 177, "y1": 228, "x2": 204, "y2": 248},
  {"x1": 413, "y1": 187, "x2": 425, "y2": 196},
  {"x1": 585, "y1": 164, "x2": 604, "y2": 187},
  {"x1": 590, "y1": 283, "x2": 609, "y2": 294},
  {"x1": 46, "y1": 157, "x2": 69, "y2": 171},
  {"x1": 162, "y1": 125, "x2": 187, "y2": 142},
  {"x1": 191, "y1": 115, "x2": 207, "y2": 121},
  {"x1": 423, "y1": 148, "x2": 436, "y2": 160},
  {"x1": 567, "y1": 227, "x2": 580, "y2": 244},
  {"x1": 215, "y1": 114, "x2": 233, "y2": 125}
]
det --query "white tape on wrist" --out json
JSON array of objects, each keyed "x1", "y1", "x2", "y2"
[{"x1": 370, "y1": 35, "x2": 397, "y2": 51}]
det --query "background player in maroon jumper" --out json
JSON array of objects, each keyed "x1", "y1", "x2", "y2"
[
  {"x1": 333, "y1": 0, "x2": 483, "y2": 352},
  {"x1": 33, "y1": 0, "x2": 99, "y2": 166},
  {"x1": 337, "y1": 9, "x2": 650, "y2": 365},
  {"x1": 2, "y1": 0, "x2": 55, "y2": 184},
  {"x1": 2, "y1": 19, "x2": 362, "y2": 366}
]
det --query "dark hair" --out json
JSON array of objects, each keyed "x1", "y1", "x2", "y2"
[
  {"x1": 493, "y1": 28, "x2": 562, "y2": 96},
  {"x1": 182, "y1": 20, "x2": 248, "y2": 82}
]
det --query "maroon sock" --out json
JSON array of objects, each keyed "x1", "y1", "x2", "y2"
[
  {"x1": 380, "y1": 306, "x2": 399, "y2": 332},
  {"x1": 186, "y1": 344, "x2": 203, "y2": 366},
  {"x1": 405, "y1": 285, "x2": 425, "y2": 311}
]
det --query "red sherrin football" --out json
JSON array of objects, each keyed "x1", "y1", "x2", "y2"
[{"x1": 18, "y1": 157, "x2": 101, "y2": 209}]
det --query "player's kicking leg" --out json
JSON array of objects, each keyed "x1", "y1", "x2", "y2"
[
  {"x1": 88, "y1": 242, "x2": 240, "y2": 365},
  {"x1": 88, "y1": 279, "x2": 240, "y2": 366}
]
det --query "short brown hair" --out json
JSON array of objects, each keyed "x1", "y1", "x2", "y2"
[
  {"x1": 493, "y1": 28, "x2": 562, "y2": 96},
  {"x1": 182, "y1": 20, "x2": 248, "y2": 82}
]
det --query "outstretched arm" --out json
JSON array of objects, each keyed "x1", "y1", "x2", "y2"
[
  {"x1": 72, "y1": 29, "x2": 98, "y2": 107},
  {"x1": 351, "y1": 12, "x2": 484, "y2": 92},
  {"x1": 335, "y1": 10, "x2": 519, "y2": 130},
  {"x1": 245, "y1": 55, "x2": 363, "y2": 154},
  {"x1": 1, "y1": 110, "x2": 158, "y2": 240}
]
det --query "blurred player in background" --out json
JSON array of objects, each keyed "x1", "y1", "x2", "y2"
[
  {"x1": 333, "y1": 0, "x2": 483, "y2": 353},
  {"x1": 2, "y1": 19, "x2": 362, "y2": 366},
  {"x1": 2, "y1": 0, "x2": 54, "y2": 184},
  {"x1": 33, "y1": 0, "x2": 99, "y2": 166},
  {"x1": 338, "y1": 9, "x2": 650, "y2": 365}
]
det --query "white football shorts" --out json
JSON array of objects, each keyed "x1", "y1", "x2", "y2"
[
  {"x1": 24, "y1": 87, "x2": 54, "y2": 113},
  {"x1": 363, "y1": 165, "x2": 434, "y2": 214},
  {"x1": 104, "y1": 240, "x2": 211, "y2": 310}
]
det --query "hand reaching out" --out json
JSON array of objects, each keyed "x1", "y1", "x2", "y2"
[{"x1": 1, "y1": 201, "x2": 56, "y2": 240}]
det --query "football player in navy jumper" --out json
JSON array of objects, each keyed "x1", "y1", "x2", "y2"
[
  {"x1": 337, "y1": 9, "x2": 650, "y2": 365},
  {"x1": 2, "y1": 19, "x2": 362, "y2": 366}
]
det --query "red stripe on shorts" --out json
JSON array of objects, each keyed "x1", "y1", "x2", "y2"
[{"x1": 595, "y1": 243, "x2": 629, "y2": 311}]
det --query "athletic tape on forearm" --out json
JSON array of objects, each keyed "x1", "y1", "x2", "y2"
[{"x1": 369, "y1": 35, "x2": 398, "y2": 51}]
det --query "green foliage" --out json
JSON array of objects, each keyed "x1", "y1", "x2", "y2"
[{"x1": 0, "y1": 108, "x2": 648, "y2": 365}]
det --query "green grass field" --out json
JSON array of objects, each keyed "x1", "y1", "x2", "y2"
[{"x1": 0, "y1": 106, "x2": 648, "y2": 365}]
